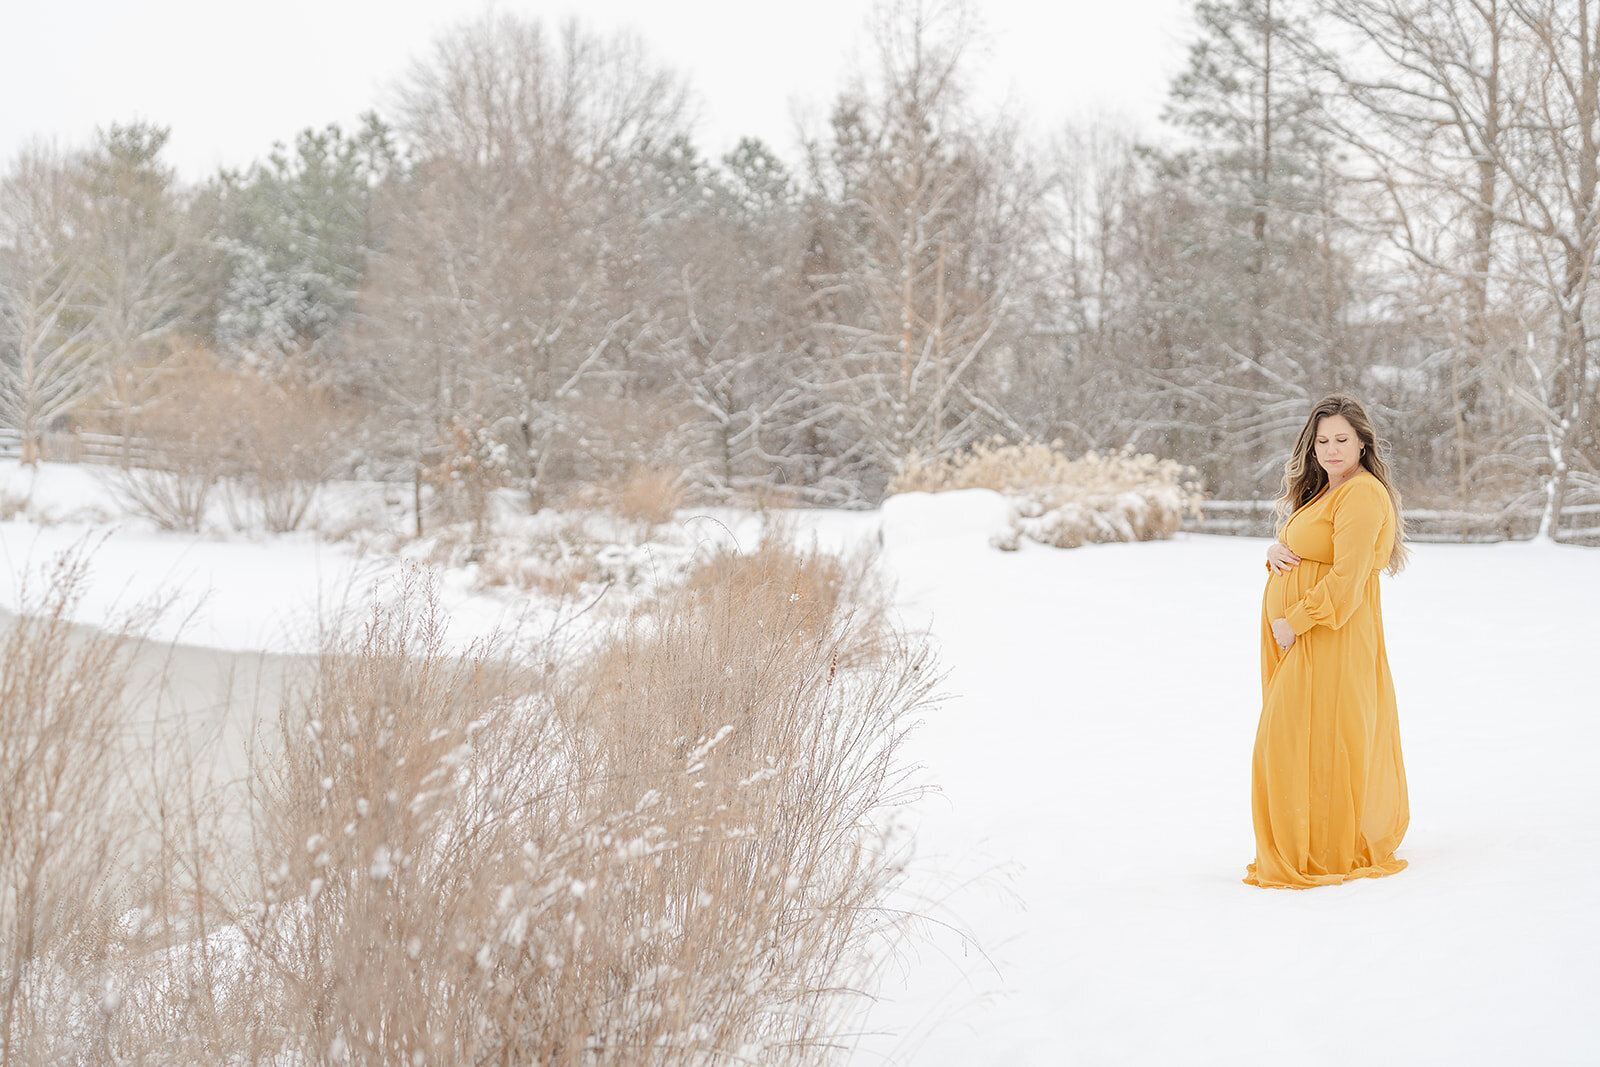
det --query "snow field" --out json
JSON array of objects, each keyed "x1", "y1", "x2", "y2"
[
  {"x1": 854, "y1": 492, "x2": 1599, "y2": 1065},
  {"x1": 0, "y1": 461, "x2": 779, "y2": 654},
  {"x1": 2, "y1": 467, "x2": 1595, "y2": 1063}
]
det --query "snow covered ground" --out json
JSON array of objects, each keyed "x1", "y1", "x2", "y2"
[
  {"x1": 0, "y1": 461, "x2": 779, "y2": 653},
  {"x1": 854, "y1": 490, "x2": 1600, "y2": 1066},
  {"x1": 2, "y1": 464, "x2": 1595, "y2": 1064}
]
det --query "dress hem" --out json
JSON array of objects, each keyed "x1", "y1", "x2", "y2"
[{"x1": 1242, "y1": 857, "x2": 1407, "y2": 890}]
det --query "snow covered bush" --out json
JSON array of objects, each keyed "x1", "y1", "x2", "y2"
[
  {"x1": 469, "y1": 513, "x2": 689, "y2": 597},
  {"x1": 892, "y1": 438, "x2": 1204, "y2": 550},
  {"x1": 442, "y1": 471, "x2": 693, "y2": 600},
  {"x1": 0, "y1": 483, "x2": 25, "y2": 521}
]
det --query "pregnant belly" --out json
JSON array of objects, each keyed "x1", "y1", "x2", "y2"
[{"x1": 1263, "y1": 559, "x2": 1329, "y2": 620}]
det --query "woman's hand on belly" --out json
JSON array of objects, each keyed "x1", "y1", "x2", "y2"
[{"x1": 1266, "y1": 542, "x2": 1301, "y2": 574}]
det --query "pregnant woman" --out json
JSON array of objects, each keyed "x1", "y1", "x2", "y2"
[{"x1": 1246, "y1": 394, "x2": 1411, "y2": 889}]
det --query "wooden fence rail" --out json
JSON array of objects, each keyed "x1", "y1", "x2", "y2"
[
  {"x1": 1184, "y1": 499, "x2": 1600, "y2": 545},
  {"x1": 0, "y1": 429, "x2": 158, "y2": 467}
]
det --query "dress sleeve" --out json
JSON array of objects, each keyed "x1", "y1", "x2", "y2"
[{"x1": 1283, "y1": 479, "x2": 1388, "y2": 634}]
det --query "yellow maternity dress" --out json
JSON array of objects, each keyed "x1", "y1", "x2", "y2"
[{"x1": 1245, "y1": 470, "x2": 1409, "y2": 888}]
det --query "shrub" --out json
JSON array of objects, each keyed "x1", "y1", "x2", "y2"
[
  {"x1": 614, "y1": 466, "x2": 687, "y2": 527},
  {"x1": 221, "y1": 362, "x2": 350, "y2": 534},
  {"x1": 106, "y1": 347, "x2": 351, "y2": 534},
  {"x1": 0, "y1": 485, "x2": 26, "y2": 522},
  {"x1": 893, "y1": 438, "x2": 1205, "y2": 549},
  {"x1": 471, "y1": 519, "x2": 638, "y2": 597},
  {"x1": 559, "y1": 465, "x2": 690, "y2": 530},
  {"x1": 0, "y1": 549, "x2": 155, "y2": 1062},
  {"x1": 421, "y1": 419, "x2": 512, "y2": 546},
  {"x1": 105, "y1": 347, "x2": 233, "y2": 531},
  {"x1": 7, "y1": 539, "x2": 933, "y2": 1063}
]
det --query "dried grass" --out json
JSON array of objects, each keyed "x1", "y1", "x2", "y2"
[
  {"x1": 546, "y1": 538, "x2": 925, "y2": 1060},
  {"x1": 562, "y1": 466, "x2": 690, "y2": 531},
  {"x1": 0, "y1": 548, "x2": 163, "y2": 1063},
  {"x1": 0, "y1": 486, "x2": 27, "y2": 522},
  {"x1": 421, "y1": 420, "x2": 513, "y2": 544},
  {"x1": 2, "y1": 534, "x2": 932, "y2": 1064},
  {"x1": 615, "y1": 466, "x2": 688, "y2": 527},
  {"x1": 894, "y1": 437, "x2": 1205, "y2": 549}
]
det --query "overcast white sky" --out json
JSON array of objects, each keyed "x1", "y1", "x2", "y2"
[{"x1": 5, "y1": 0, "x2": 1194, "y2": 182}]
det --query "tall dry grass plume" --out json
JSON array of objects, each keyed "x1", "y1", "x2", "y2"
[
  {"x1": 0, "y1": 549, "x2": 163, "y2": 1062},
  {"x1": 613, "y1": 466, "x2": 688, "y2": 528},
  {"x1": 2, "y1": 535, "x2": 934, "y2": 1063},
  {"x1": 894, "y1": 437, "x2": 1204, "y2": 549},
  {"x1": 559, "y1": 465, "x2": 689, "y2": 529}
]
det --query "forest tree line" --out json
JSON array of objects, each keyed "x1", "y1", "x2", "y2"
[{"x1": 1, "y1": 0, "x2": 1597, "y2": 530}]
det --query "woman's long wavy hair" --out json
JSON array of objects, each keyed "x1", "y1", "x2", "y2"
[{"x1": 1275, "y1": 394, "x2": 1409, "y2": 575}]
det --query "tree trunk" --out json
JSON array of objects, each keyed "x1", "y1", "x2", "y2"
[{"x1": 1462, "y1": 6, "x2": 1501, "y2": 505}]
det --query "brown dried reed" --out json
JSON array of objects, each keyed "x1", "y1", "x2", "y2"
[
  {"x1": 561, "y1": 466, "x2": 689, "y2": 530},
  {"x1": 613, "y1": 467, "x2": 687, "y2": 528},
  {"x1": 0, "y1": 549, "x2": 161, "y2": 1063},
  {"x1": 894, "y1": 437, "x2": 1204, "y2": 548},
  {"x1": 2, "y1": 534, "x2": 932, "y2": 1065}
]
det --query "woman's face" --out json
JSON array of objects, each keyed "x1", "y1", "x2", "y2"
[{"x1": 1314, "y1": 414, "x2": 1363, "y2": 481}]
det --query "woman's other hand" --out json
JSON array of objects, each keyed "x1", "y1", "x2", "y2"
[
  {"x1": 1271, "y1": 617, "x2": 1296, "y2": 650},
  {"x1": 1266, "y1": 542, "x2": 1301, "y2": 574}
]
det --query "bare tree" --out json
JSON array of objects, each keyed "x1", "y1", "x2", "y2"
[
  {"x1": 650, "y1": 138, "x2": 829, "y2": 498},
  {"x1": 1304, "y1": 0, "x2": 1518, "y2": 503},
  {"x1": 361, "y1": 12, "x2": 690, "y2": 510},
  {"x1": 1307, "y1": 0, "x2": 1599, "y2": 529},
  {"x1": 1497, "y1": 0, "x2": 1600, "y2": 532},
  {"x1": 803, "y1": 0, "x2": 1049, "y2": 492},
  {"x1": 1029, "y1": 123, "x2": 1187, "y2": 454}
]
